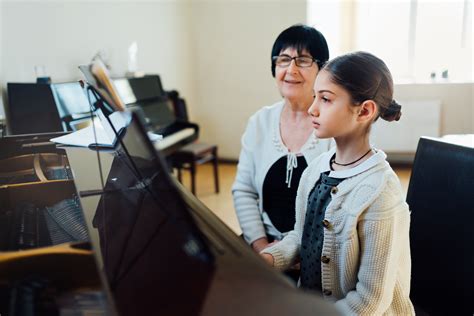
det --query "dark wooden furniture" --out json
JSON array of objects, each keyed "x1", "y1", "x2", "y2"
[
  {"x1": 407, "y1": 136, "x2": 474, "y2": 315},
  {"x1": 170, "y1": 142, "x2": 219, "y2": 195}
]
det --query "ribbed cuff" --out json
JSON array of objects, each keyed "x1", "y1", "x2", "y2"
[{"x1": 260, "y1": 247, "x2": 287, "y2": 271}]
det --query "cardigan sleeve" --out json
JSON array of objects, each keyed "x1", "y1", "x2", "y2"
[
  {"x1": 334, "y1": 177, "x2": 412, "y2": 315},
  {"x1": 232, "y1": 116, "x2": 267, "y2": 244}
]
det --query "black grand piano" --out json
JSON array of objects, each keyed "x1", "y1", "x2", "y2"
[{"x1": 0, "y1": 107, "x2": 337, "y2": 315}]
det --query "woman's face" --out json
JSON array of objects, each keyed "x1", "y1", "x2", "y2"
[
  {"x1": 275, "y1": 47, "x2": 319, "y2": 104},
  {"x1": 308, "y1": 69, "x2": 360, "y2": 139}
]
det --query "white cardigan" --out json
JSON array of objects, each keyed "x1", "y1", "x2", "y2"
[
  {"x1": 262, "y1": 148, "x2": 415, "y2": 315},
  {"x1": 232, "y1": 101, "x2": 332, "y2": 244}
]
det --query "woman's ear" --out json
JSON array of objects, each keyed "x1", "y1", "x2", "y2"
[{"x1": 357, "y1": 100, "x2": 378, "y2": 123}]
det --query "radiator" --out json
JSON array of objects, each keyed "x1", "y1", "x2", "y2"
[{"x1": 370, "y1": 100, "x2": 441, "y2": 153}]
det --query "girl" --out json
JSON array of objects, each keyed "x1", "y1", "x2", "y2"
[{"x1": 261, "y1": 52, "x2": 414, "y2": 315}]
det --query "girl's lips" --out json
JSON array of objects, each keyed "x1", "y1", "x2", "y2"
[{"x1": 312, "y1": 121, "x2": 320, "y2": 128}]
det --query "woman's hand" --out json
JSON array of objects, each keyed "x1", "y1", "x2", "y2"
[
  {"x1": 251, "y1": 238, "x2": 280, "y2": 252},
  {"x1": 252, "y1": 238, "x2": 279, "y2": 253},
  {"x1": 251, "y1": 237, "x2": 270, "y2": 253},
  {"x1": 260, "y1": 253, "x2": 274, "y2": 266}
]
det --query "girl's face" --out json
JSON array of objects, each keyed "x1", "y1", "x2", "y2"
[
  {"x1": 308, "y1": 69, "x2": 360, "y2": 139},
  {"x1": 275, "y1": 47, "x2": 319, "y2": 103}
]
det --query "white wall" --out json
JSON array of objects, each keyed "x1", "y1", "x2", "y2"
[
  {"x1": 0, "y1": 0, "x2": 307, "y2": 159},
  {"x1": 1, "y1": 1, "x2": 472, "y2": 160},
  {"x1": 394, "y1": 82, "x2": 474, "y2": 136},
  {"x1": 0, "y1": 0, "x2": 195, "y2": 116},
  {"x1": 188, "y1": 1, "x2": 307, "y2": 158}
]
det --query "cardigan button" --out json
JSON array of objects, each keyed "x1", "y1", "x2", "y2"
[
  {"x1": 321, "y1": 255, "x2": 330, "y2": 264},
  {"x1": 323, "y1": 289, "x2": 332, "y2": 296},
  {"x1": 322, "y1": 219, "x2": 331, "y2": 229},
  {"x1": 330, "y1": 186, "x2": 338, "y2": 194}
]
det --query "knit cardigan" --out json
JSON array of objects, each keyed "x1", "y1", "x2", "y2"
[
  {"x1": 262, "y1": 148, "x2": 415, "y2": 315},
  {"x1": 232, "y1": 101, "x2": 332, "y2": 244}
]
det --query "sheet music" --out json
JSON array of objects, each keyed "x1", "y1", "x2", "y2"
[{"x1": 50, "y1": 111, "x2": 162, "y2": 147}]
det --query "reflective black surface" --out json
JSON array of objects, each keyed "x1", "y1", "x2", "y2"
[
  {"x1": 408, "y1": 137, "x2": 474, "y2": 315},
  {"x1": 0, "y1": 134, "x2": 106, "y2": 316},
  {"x1": 73, "y1": 111, "x2": 215, "y2": 315}
]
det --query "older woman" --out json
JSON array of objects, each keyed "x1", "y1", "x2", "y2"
[{"x1": 233, "y1": 24, "x2": 332, "y2": 253}]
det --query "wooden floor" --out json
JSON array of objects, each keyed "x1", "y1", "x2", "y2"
[{"x1": 175, "y1": 162, "x2": 412, "y2": 235}]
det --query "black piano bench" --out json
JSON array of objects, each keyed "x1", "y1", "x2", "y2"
[{"x1": 170, "y1": 142, "x2": 219, "y2": 195}]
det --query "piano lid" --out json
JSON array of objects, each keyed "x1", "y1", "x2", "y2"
[
  {"x1": 68, "y1": 110, "x2": 338, "y2": 316},
  {"x1": 67, "y1": 110, "x2": 214, "y2": 315}
]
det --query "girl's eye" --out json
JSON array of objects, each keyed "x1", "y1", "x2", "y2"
[{"x1": 322, "y1": 96, "x2": 330, "y2": 103}]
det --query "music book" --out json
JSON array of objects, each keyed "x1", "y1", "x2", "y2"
[{"x1": 50, "y1": 111, "x2": 162, "y2": 148}]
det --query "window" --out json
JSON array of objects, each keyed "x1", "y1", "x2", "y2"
[{"x1": 307, "y1": 0, "x2": 473, "y2": 82}]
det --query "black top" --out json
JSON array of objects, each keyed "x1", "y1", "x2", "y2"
[
  {"x1": 300, "y1": 171, "x2": 345, "y2": 292},
  {"x1": 262, "y1": 155, "x2": 308, "y2": 234}
]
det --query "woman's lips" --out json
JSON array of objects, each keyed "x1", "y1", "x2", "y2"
[{"x1": 284, "y1": 80, "x2": 302, "y2": 84}]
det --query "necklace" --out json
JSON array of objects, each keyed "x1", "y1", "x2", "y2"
[{"x1": 331, "y1": 148, "x2": 373, "y2": 166}]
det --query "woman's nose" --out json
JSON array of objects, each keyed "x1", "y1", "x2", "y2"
[{"x1": 286, "y1": 59, "x2": 298, "y2": 73}]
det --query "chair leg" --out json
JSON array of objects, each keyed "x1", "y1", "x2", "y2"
[
  {"x1": 177, "y1": 167, "x2": 182, "y2": 183},
  {"x1": 190, "y1": 161, "x2": 196, "y2": 195},
  {"x1": 212, "y1": 149, "x2": 219, "y2": 193}
]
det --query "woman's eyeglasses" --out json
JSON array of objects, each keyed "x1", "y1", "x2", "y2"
[{"x1": 272, "y1": 55, "x2": 319, "y2": 68}]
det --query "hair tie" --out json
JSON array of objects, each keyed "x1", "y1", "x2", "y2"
[{"x1": 386, "y1": 99, "x2": 402, "y2": 121}]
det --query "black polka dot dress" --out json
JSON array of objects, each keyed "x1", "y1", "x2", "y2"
[{"x1": 300, "y1": 171, "x2": 345, "y2": 292}]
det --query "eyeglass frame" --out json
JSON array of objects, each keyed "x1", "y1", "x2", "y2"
[{"x1": 272, "y1": 54, "x2": 321, "y2": 68}]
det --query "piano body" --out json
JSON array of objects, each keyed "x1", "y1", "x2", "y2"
[
  {"x1": 0, "y1": 111, "x2": 338, "y2": 315},
  {"x1": 0, "y1": 77, "x2": 337, "y2": 315},
  {"x1": 0, "y1": 132, "x2": 109, "y2": 315},
  {"x1": 65, "y1": 110, "x2": 338, "y2": 315}
]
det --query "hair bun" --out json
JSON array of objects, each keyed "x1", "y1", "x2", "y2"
[{"x1": 381, "y1": 99, "x2": 402, "y2": 122}]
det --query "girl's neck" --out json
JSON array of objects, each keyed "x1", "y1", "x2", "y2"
[{"x1": 332, "y1": 135, "x2": 373, "y2": 171}]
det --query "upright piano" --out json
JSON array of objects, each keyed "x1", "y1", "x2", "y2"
[
  {"x1": 6, "y1": 75, "x2": 199, "y2": 158},
  {"x1": 112, "y1": 75, "x2": 199, "y2": 156}
]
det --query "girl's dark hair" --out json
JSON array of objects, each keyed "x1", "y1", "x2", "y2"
[
  {"x1": 271, "y1": 24, "x2": 329, "y2": 77},
  {"x1": 324, "y1": 51, "x2": 402, "y2": 122}
]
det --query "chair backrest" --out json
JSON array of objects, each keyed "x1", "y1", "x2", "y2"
[
  {"x1": 407, "y1": 136, "x2": 474, "y2": 315},
  {"x1": 167, "y1": 90, "x2": 189, "y2": 122},
  {"x1": 6, "y1": 83, "x2": 64, "y2": 135}
]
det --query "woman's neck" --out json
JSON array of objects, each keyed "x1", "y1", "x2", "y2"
[
  {"x1": 282, "y1": 101, "x2": 311, "y2": 121},
  {"x1": 279, "y1": 101, "x2": 314, "y2": 153},
  {"x1": 284, "y1": 95, "x2": 314, "y2": 113}
]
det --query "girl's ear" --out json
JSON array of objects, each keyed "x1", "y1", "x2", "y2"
[{"x1": 357, "y1": 100, "x2": 378, "y2": 123}]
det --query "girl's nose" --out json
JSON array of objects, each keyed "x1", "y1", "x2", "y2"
[{"x1": 308, "y1": 100, "x2": 319, "y2": 117}]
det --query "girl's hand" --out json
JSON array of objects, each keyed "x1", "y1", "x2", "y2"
[
  {"x1": 260, "y1": 253, "x2": 274, "y2": 266},
  {"x1": 266, "y1": 240, "x2": 279, "y2": 248}
]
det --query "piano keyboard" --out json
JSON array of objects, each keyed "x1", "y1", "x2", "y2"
[{"x1": 154, "y1": 128, "x2": 196, "y2": 151}]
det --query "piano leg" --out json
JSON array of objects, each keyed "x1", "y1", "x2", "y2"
[
  {"x1": 190, "y1": 162, "x2": 196, "y2": 195},
  {"x1": 212, "y1": 147, "x2": 219, "y2": 194}
]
